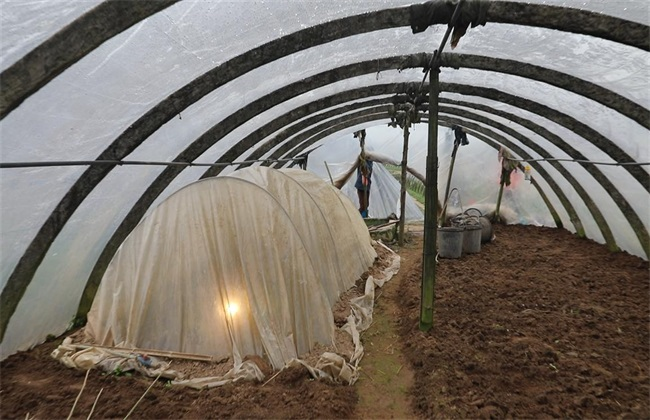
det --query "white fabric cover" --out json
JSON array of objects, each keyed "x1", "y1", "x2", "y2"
[
  {"x1": 86, "y1": 168, "x2": 376, "y2": 369},
  {"x1": 228, "y1": 167, "x2": 376, "y2": 305}
]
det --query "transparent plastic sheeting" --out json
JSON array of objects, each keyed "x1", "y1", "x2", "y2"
[
  {"x1": 330, "y1": 161, "x2": 424, "y2": 221},
  {"x1": 53, "y1": 247, "x2": 401, "y2": 389},
  {"x1": 2, "y1": 0, "x2": 647, "y2": 299},
  {"x1": 0, "y1": 0, "x2": 101, "y2": 70},
  {"x1": 84, "y1": 168, "x2": 376, "y2": 369},
  {"x1": 310, "y1": 125, "x2": 559, "y2": 225},
  {"x1": 1, "y1": 0, "x2": 646, "y2": 72},
  {"x1": 0, "y1": 0, "x2": 648, "y2": 360},
  {"x1": 4, "y1": 63, "x2": 645, "y2": 295}
]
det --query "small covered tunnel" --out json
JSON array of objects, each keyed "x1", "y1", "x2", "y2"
[{"x1": 0, "y1": 0, "x2": 648, "y2": 361}]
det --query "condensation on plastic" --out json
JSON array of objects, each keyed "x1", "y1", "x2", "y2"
[
  {"x1": 84, "y1": 168, "x2": 375, "y2": 369},
  {"x1": 0, "y1": 0, "x2": 101, "y2": 70}
]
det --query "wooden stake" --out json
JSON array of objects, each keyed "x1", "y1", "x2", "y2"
[
  {"x1": 421, "y1": 67, "x2": 439, "y2": 332},
  {"x1": 67, "y1": 368, "x2": 90, "y2": 420},
  {"x1": 87, "y1": 388, "x2": 103, "y2": 420},
  {"x1": 262, "y1": 369, "x2": 283, "y2": 387},
  {"x1": 72, "y1": 344, "x2": 216, "y2": 362},
  {"x1": 398, "y1": 113, "x2": 411, "y2": 247},
  {"x1": 123, "y1": 367, "x2": 166, "y2": 420},
  {"x1": 441, "y1": 139, "x2": 460, "y2": 226}
]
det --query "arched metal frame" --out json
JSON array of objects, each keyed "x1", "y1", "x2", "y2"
[
  {"x1": 1, "y1": 2, "x2": 648, "y2": 338},
  {"x1": 266, "y1": 107, "x2": 603, "y2": 238},
  {"x1": 267, "y1": 110, "x2": 577, "y2": 230},
  {"x1": 281, "y1": 114, "x2": 566, "y2": 226},
  {"x1": 265, "y1": 108, "x2": 587, "y2": 233}
]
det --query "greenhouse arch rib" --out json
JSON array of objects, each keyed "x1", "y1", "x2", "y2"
[
  {"x1": 260, "y1": 107, "x2": 604, "y2": 242},
  {"x1": 228, "y1": 80, "x2": 645, "y2": 190},
  {"x1": 20, "y1": 55, "x2": 650, "y2": 326},
  {"x1": 254, "y1": 98, "x2": 640, "y2": 255},
  {"x1": 266, "y1": 110, "x2": 576, "y2": 229},
  {"x1": 2, "y1": 3, "x2": 648, "y2": 338},
  {"x1": 81, "y1": 85, "x2": 641, "y2": 321},
  {"x1": 0, "y1": 0, "x2": 180, "y2": 119},
  {"x1": 268, "y1": 106, "x2": 644, "y2": 254},
  {"x1": 1, "y1": 1, "x2": 646, "y2": 122}
]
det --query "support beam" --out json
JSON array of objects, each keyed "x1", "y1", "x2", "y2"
[
  {"x1": 421, "y1": 69, "x2": 440, "y2": 332},
  {"x1": 398, "y1": 118, "x2": 411, "y2": 247}
]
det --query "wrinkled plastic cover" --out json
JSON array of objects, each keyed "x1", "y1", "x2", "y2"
[
  {"x1": 228, "y1": 167, "x2": 376, "y2": 305},
  {"x1": 53, "y1": 244, "x2": 400, "y2": 389},
  {"x1": 85, "y1": 168, "x2": 376, "y2": 369}
]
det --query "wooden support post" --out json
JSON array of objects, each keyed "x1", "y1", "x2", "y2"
[
  {"x1": 420, "y1": 68, "x2": 440, "y2": 332},
  {"x1": 494, "y1": 179, "x2": 505, "y2": 223},
  {"x1": 398, "y1": 114, "x2": 411, "y2": 247}
]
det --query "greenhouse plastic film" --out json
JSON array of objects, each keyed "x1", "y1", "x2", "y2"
[{"x1": 85, "y1": 169, "x2": 376, "y2": 370}]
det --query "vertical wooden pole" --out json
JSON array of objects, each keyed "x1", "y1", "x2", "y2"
[
  {"x1": 420, "y1": 68, "x2": 440, "y2": 332},
  {"x1": 494, "y1": 179, "x2": 505, "y2": 222},
  {"x1": 398, "y1": 114, "x2": 411, "y2": 247}
]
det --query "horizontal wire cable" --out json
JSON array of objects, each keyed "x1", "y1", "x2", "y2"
[
  {"x1": 508, "y1": 158, "x2": 649, "y2": 166},
  {"x1": 0, "y1": 157, "x2": 304, "y2": 169}
]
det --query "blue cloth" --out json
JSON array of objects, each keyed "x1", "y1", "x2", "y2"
[{"x1": 355, "y1": 160, "x2": 373, "y2": 191}]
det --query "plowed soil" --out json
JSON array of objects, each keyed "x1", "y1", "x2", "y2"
[{"x1": 1, "y1": 224, "x2": 648, "y2": 419}]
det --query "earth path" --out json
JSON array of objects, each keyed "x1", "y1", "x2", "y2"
[{"x1": 352, "y1": 227, "x2": 423, "y2": 419}]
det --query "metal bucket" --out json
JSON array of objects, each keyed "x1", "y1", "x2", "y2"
[
  {"x1": 437, "y1": 227, "x2": 464, "y2": 258},
  {"x1": 463, "y1": 225, "x2": 482, "y2": 254}
]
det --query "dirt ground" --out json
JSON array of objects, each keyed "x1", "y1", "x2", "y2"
[{"x1": 1, "y1": 224, "x2": 648, "y2": 419}]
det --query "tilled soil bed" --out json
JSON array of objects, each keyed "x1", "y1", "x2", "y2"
[{"x1": 399, "y1": 224, "x2": 649, "y2": 419}]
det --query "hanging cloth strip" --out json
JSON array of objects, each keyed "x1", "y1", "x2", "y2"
[{"x1": 409, "y1": 0, "x2": 490, "y2": 48}]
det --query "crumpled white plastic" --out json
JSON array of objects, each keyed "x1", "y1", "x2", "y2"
[{"x1": 51, "y1": 241, "x2": 400, "y2": 388}]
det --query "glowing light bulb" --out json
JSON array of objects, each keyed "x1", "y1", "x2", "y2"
[{"x1": 226, "y1": 302, "x2": 239, "y2": 316}]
